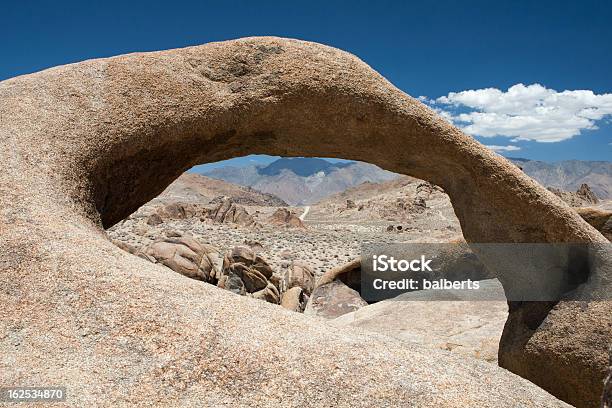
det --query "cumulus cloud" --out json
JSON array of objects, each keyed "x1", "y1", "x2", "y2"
[
  {"x1": 432, "y1": 83, "x2": 612, "y2": 142},
  {"x1": 485, "y1": 145, "x2": 521, "y2": 152}
]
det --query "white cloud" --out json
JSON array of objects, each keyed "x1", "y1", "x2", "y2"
[
  {"x1": 431, "y1": 83, "x2": 612, "y2": 142},
  {"x1": 485, "y1": 145, "x2": 521, "y2": 152}
]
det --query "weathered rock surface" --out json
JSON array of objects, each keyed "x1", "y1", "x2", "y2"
[
  {"x1": 139, "y1": 201, "x2": 207, "y2": 226},
  {"x1": 305, "y1": 280, "x2": 368, "y2": 319},
  {"x1": 143, "y1": 236, "x2": 219, "y2": 281},
  {"x1": 499, "y1": 296, "x2": 611, "y2": 408},
  {"x1": 312, "y1": 176, "x2": 460, "y2": 228},
  {"x1": 156, "y1": 202, "x2": 190, "y2": 220},
  {"x1": 267, "y1": 207, "x2": 305, "y2": 228},
  {"x1": 577, "y1": 183, "x2": 599, "y2": 204},
  {"x1": 333, "y1": 279, "x2": 508, "y2": 362},
  {"x1": 282, "y1": 261, "x2": 315, "y2": 294},
  {"x1": 146, "y1": 212, "x2": 164, "y2": 226},
  {"x1": 111, "y1": 239, "x2": 141, "y2": 256},
  {"x1": 280, "y1": 286, "x2": 308, "y2": 312},
  {"x1": 316, "y1": 257, "x2": 362, "y2": 291},
  {"x1": 203, "y1": 197, "x2": 257, "y2": 227},
  {"x1": 575, "y1": 207, "x2": 612, "y2": 241},
  {"x1": 218, "y1": 246, "x2": 279, "y2": 303},
  {"x1": 603, "y1": 347, "x2": 612, "y2": 408},
  {"x1": 250, "y1": 282, "x2": 281, "y2": 303},
  {"x1": 1, "y1": 36, "x2": 607, "y2": 407},
  {"x1": 549, "y1": 183, "x2": 599, "y2": 207}
]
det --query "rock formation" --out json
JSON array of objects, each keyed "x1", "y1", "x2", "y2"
[
  {"x1": 549, "y1": 183, "x2": 599, "y2": 207},
  {"x1": 316, "y1": 257, "x2": 362, "y2": 291},
  {"x1": 577, "y1": 183, "x2": 599, "y2": 204},
  {"x1": 316, "y1": 176, "x2": 454, "y2": 223},
  {"x1": 333, "y1": 279, "x2": 508, "y2": 363},
  {"x1": 280, "y1": 286, "x2": 308, "y2": 312},
  {"x1": 146, "y1": 212, "x2": 164, "y2": 226},
  {"x1": 267, "y1": 207, "x2": 305, "y2": 228},
  {"x1": 1, "y1": 36, "x2": 609, "y2": 407},
  {"x1": 156, "y1": 202, "x2": 190, "y2": 220},
  {"x1": 282, "y1": 261, "x2": 315, "y2": 294},
  {"x1": 304, "y1": 280, "x2": 368, "y2": 319},
  {"x1": 203, "y1": 196, "x2": 257, "y2": 227},
  {"x1": 218, "y1": 246, "x2": 280, "y2": 303},
  {"x1": 575, "y1": 207, "x2": 612, "y2": 241},
  {"x1": 143, "y1": 236, "x2": 219, "y2": 281}
]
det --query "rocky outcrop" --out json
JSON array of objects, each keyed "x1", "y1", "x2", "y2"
[
  {"x1": 141, "y1": 201, "x2": 206, "y2": 225},
  {"x1": 305, "y1": 280, "x2": 368, "y2": 319},
  {"x1": 575, "y1": 207, "x2": 612, "y2": 241},
  {"x1": 156, "y1": 201, "x2": 189, "y2": 220},
  {"x1": 280, "y1": 286, "x2": 308, "y2": 312},
  {"x1": 250, "y1": 282, "x2": 281, "y2": 303},
  {"x1": 549, "y1": 183, "x2": 599, "y2": 207},
  {"x1": 162, "y1": 172, "x2": 289, "y2": 206},
  {"x1": 282, "y1": 261, "x2": 315, "y2": 295},
  {"x1": 203, "y1": 197, "x2": 257, "y2": 227},
  {"x1": 1, "y1": 37, "x2": 607, "y2": 407},
  {"x1": 577, "y1": 183, "x2": 599, "y2": 204},
  {"x1": 155, "y1": 201, "x2": 206, "y2": 220},
  {"x1": 218, "y1": 246, "x2": 280, "y2": 303},
  {"x1": 333, "y1": 279, "x2": 508, "y2": 362},
  {"x1": 143, "y1": 236, "x2": 219, "y2": 281},
  {"x1": 316, "y1": 258, "x2": 361, "y2": 291},
  {"x1": 145, "y1": 212, "x2": 164, "y2": 226},
  {"x1": 499, "y1": 295, "x2": 611, "y2": 408},
  {"x1": 267, "y1": 208, "x2": 305, "y2": 228},
  {"x1": 412, "y1": 181, "x2": 436, "y2": 210}
]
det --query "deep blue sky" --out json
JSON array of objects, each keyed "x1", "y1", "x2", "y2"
[{"x1": 3, "y1": 0, "x2": 611, "y2": 162}]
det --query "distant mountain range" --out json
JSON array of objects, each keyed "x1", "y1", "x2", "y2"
[
  {"x1": 257, "y1": 157, "x2": 353, "y2": 177},
  {"x1": 508, "y1": 158, "x2": 611, "y2": 199},
  {"x1": 193, "y1": 157, "x2": 612, "y2": 205},
  {"x1": 198, "y1": 158, "x2": 398, "y2": 205}
]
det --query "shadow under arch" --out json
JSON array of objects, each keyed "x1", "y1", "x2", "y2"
[{"x1": 2, "y1": 37, "x2": 609, "y2": 407}]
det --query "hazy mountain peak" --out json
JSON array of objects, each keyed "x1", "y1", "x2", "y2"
[
  {"x1": 508, "y1": 158, "x2": 612, "y2": 199},
  {"x1": 258, "y1": 157, "x2": 353, "y2": 177}
]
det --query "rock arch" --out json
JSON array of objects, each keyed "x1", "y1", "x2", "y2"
[{"x1": 0, "y1": 37, "x2": 609, "y2": 407}]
